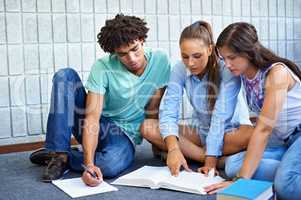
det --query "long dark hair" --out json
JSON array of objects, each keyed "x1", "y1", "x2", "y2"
[
  {"x1": 216, "y1": 22, "x2": 301, "y2": 81},
  {"x1": 180, "y1": 21, "x2": 220, "y2": 112}
]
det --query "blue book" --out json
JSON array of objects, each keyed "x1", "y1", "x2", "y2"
[{"x1": 217, "y1": 179, "x2": 274, "y2": 200}]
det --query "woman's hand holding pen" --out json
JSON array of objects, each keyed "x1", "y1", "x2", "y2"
[{"x1": 81, "y1": 164, "x2": 103, "y2": 187}]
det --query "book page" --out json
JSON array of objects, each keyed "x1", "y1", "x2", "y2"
[
  {"x1": 159, "y1": 170, "x2": 225, "y2": 195},
  {"x1": 52, "y1": 177, "x2": 118, "y2": 198},
  {"x1": 112, "y1": 166, "x2": 170, "y2": 188},
  {"x1": 112, "y1": 166, "x2": 224, "y2": 194}
]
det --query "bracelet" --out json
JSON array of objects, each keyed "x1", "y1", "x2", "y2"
[
  {"x1": 168, "y1": 147, "x2": 180, "y2": 153},
  {"x1": 232, "y1": 173, "x2": 243, "y2": 182},
  {"x1": 86, "y1": 163, "x2": 94, "y2": 168}
]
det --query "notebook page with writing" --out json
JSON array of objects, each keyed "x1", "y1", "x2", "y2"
[{"x1": 52, "y1": 177, "x2": 118, "y2": 198}]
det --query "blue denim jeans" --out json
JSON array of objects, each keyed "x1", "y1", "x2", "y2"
[
  {"x1": 45, "y1": 68, "x2": 135, "y2": 178},
  {"x1": 274, "y1": 124, "x2": 301, "y2": 200},
  {"x1": 224, "y1": 146, "x2": 287, "y2": 181}
]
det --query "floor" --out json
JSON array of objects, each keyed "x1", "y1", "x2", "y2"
[{"x1": 0, "y1": 141, "x2": 216, "y2": 200}]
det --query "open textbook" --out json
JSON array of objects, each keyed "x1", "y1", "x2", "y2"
[
  {"x1": 52, "y1": 177, "x2": 118, "y2": 198},
  {"x1": 112, "y1": 166, "x2": 225, "y2": 195}
]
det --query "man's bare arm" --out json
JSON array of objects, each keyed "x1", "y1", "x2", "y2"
[
  {"x1": 82, "y1": 92, "x2": 104, "y2": 166},
  {"x1": 144, "y1": 87, "x2": 166, "y2": 119}
]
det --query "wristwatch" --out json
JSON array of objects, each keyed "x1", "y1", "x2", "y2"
[{"x1": 232, "y1": 173, "x2": 243, "y2": 182}]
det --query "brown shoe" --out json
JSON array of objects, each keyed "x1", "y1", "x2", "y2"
[
  {"x1": 30, "y1": 147, "x2": 79, "y2": 166},
  {"x1": 30, "y1": 148, "x2": 56, "y2": 166},
  {"x1": 151, "y1": 144, "x2": 167, "y2": 161},
  {"x1": 41, "y1": 153, "x2": 69, "y2": 182}
]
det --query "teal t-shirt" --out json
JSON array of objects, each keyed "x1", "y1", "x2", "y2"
[{"x1": 85, "y1": 48, "x2": 171, "y2": 145}]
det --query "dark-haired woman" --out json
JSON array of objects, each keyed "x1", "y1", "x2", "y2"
[
  {"x1": 205, "y1": 22, "x2": 301, "y2": 199},
  {"x1": 141, "y1": 21, "x2": 254, "y2": 176}
]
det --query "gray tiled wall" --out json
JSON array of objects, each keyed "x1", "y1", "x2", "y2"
[{"x1": 0, "y1": 0, "x2": 300, "y2": 145}]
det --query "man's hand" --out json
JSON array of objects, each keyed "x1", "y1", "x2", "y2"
[
  {"x1": 81, "y1": 164, "x2": 103, "y2": 187},
  {"x1": 198, "y1": 156, "x2": 219, "y2": 176},
  {"x1": 166, "y1": 148, "x2": 192, "y2": 176}
]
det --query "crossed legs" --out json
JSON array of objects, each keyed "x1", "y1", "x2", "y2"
[{"x1": 140, "y1": 119, "x2": 254, "y2": 164}]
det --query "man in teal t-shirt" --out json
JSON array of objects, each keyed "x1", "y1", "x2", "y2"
[
  {"x1": 85, "y1": 47, "x2": 170, "y2": 146},
  {"x1": 29, "y1": 14, "x2": 171, "y2": 185}
]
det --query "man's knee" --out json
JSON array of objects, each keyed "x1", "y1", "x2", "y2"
[
  {"x1": 140, "y1": 119, "x2": 159, "y2": 140},
  {"x1": 100, "y1": 161, "x2": 126, "y2": 178},
  {"x1": 53, "y1": 68, "x2": 79, "y2": 82},
  {"x1": 96, "y1": 149, "x2": 134, "y2": 178}
]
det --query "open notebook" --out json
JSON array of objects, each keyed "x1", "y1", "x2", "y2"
[
  {"x1": 112, "y1": 166, "x2": 224, "y2": 195},
  {"x1": 52, "y1": 177, "x2": 118, "y2": 198}
]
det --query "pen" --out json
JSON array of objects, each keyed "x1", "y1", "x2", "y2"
[{"x1": 81, "y1": 164, "x2": 98, "y2": 179}]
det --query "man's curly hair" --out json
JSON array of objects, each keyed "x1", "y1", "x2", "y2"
[{"x1": 97, "y1": 14, "x2": 149, "y2": 53}]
